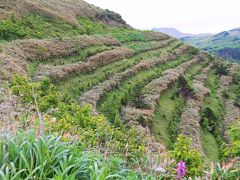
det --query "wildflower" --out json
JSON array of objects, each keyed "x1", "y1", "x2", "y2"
[{"x1": 177, "y1": 160, "x2": 186, "y2": 179}]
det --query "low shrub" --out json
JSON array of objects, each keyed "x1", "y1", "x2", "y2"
[
  {"x1": 177, "y1": 75, "x2": 194, "y2": 97},
  {"x1": 170, "y1": 134, "x2": 204, "y2": 178},
  {"x1": 232, "y1": 72, "x2": 240, "y2": 84},
  {"x1": 10, "y1": 75, "x2": 146, "y2": 158},
  {"x1": 215, "y1": 63, "x2": 229, "y2": 76},
  {"x1": 108, "y1": 26, "x2": 146, "y2": 42},
  {"x1": 188, "y1": 46, "x2": 200, "y2": 55},
  {"x1": 200, "y1": 107, "x2": 221, "y2": 135},
  {"x1": 78, "y1": 17, "x2": 106, "y2": 35},
  {"x1": 11, "y1": 76, "x2": 59, "y2": 112},
  {"x1": 0, "y1": 16, "x2": 27, "y2": 40}
]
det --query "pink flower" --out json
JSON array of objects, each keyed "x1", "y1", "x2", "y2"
[{"x1": 177, "y1": 160, "x2": 186, "y2": 179}]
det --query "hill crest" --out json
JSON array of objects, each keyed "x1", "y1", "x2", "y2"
[{"x1": 0, "y1": 0, "x2": 127, "y2": 26}]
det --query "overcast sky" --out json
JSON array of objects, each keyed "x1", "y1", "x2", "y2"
[{"x1": 85, "y1": 0, "x2": 240, "y2": 34}]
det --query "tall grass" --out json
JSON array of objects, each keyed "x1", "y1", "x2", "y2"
[{"x1": 0, "y1": 132, "x2": 141, "y2": 180}]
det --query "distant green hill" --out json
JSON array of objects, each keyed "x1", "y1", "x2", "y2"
[{"x1": 182, "y1": 28, "x2": 240, "y2": 63}]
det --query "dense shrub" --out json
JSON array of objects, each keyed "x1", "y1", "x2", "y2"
[
  {"x1": 222, "y1": 90, "x2": 230, "y2": 99},
  {"x1": 0, "y1": 16, "x2": 27, "y2": 40},
  {"x1": 108, "y1": 27, "x2": 146, "y2": 42},
  {"x1": 178, "y1": 75, "x2": 194, "y2": 98},
  {"x1": 188, "y1": 47, "x2": 200, "y2": 55},
  {"x1": 10, "y1": 75, "x2": 146, "y2": 158},
  {"x1": 230, "y1": 72, "x2": 240, "y2": 107},
  {"x1": 215, "y1": 63, "x2": 229, "y2": 76},
  {"x1": 232, "y1": 72, "x2": 240, "y2": 84},
  {"x1": 0, "y1": 14, "x2": 86, "y2": 40},
  {"x1": 200, "y1": 106, "x2": 223, "y2": 144},
  {"x1": 168, "y1": 99, "x2": 185, "y2": 144},
  {"x1": 78, "y1": 17, "x2": 105, "y2": 35},
  {"x1": 11, "y1": 76, "x2": 59, "y2": 112},
  {"x1": 170, "y1": 134, "x2": 204, "y2": 178},
  {"x1": 201, "y1": 107, "x2": 220, "y2": 133}
]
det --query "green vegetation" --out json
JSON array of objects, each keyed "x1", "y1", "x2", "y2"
[
  {"x1": 108, "y1": 26, "x2": 146, "y2": 43},
  {"x1": 200, "y1": 128, "x2": 220, "y2": 161},
  {"x1": 0, "y1": 13, "x2": 162, "y2": 43},
  {"x1": 10, "y1": 76, "x2": 146, "y2": 158},
  {"x1": 223, "y1": 122, "x2": 240, "y2": 158},
  {"x1": 200, "y1": 69, "x2": 224, "y2": 159},
  {"x1": 215, "y1": 63, "x2": 230, "y2": 76},
  {"x1": 151, "y1": 84, "x2": 185, "y2": 148},
  {"x1": 0, "y1": 14, "x2": 82, "y2": 40},
  {"x1": 28, "y1": 45, "x2": 114, "y2": 75},
  {"x1": 227, "y1": 71, "x2": 240, "y2": 107},
  {"x1": 124, "y1": 40, "x2": 161, "y2": 52},
  {"x1": 57, "y1": 41, "x2": 181, "y2": 101},
  {"x1": 0, "y1": 133, "x2": 144, "y2": 179},
  {"x1": 170, "y1": 135, "x2": 204, "y2": 177},
  {"x1": 98, "y1": 55, "x2": 192, "y2": 123},
  {"x1": 152, "y1": 61, "x2": 206, "y2": 148},
  {"x1": 0, "y1": 15, "x2": 27, "y2": 40},
  {"x1": 1, "y1": 4, "x2": 239, "y2": 178}
]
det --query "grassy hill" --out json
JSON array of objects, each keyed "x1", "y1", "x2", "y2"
[
  {"x1": 182, "y1": 28, "x2": 240, "y2": 63},
  {"x1": 0, "y1": 0, "x2": 240, "y2": 179}
]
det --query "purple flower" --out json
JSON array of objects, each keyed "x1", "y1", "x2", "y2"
[{"x1": 177, "y1": 160, "x2": 186, "y2": 179}]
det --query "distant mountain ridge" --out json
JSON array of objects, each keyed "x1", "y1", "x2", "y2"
[
  {"x1": 152, "y1": 27, "x2": 192, "y2": 38},
  {"x1": 152, "y1": 27, "x2": 211, "y2": 38}
]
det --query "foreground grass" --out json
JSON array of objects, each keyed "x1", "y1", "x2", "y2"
[{"x1": 0, "y1": 133, "x2": 145, "y2": 180}]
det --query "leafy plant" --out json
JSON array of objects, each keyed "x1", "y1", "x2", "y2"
[
  {"x1": 170, "y1": 134, "x2": 204, "y2": 177},
  {"x1": 201, "y1": 107, "x2": 220, "y2": 133},
  {"x1": 10, "y1": 75, "x2": 146, "y2": 158},
  {"x1": 223, "y1": 122, "x2": 240, "y2": 158},
  {"x1": 232, "y1": 72, "x2": 240, "y2": 84},
  {"x1": 11, "y1": 76, "x2": 59, "y2": 112},
  {"x1": 210, "y1": 162, "x2": 240, "y2": 179},
  {"x1": 215, "y1": 63, "x2": 229, "y2": 76},
  {"x1": 0, "y1": 17, "x2": 27, "y2": 40},
  {"x1": 0, "y1": 132, "x2": 141, "y2": 179},
  {"x1": 78, "y1": 17, "x2": 105, "y2": 35},
  {"x1": 188, "y1": 47, "x2": 200, "y2": 55},
  {"x1": 177, "y1": 75, "x2": 194, "y2": 98}
]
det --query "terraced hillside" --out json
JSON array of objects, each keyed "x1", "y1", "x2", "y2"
[{"x1": 0, "y1": 0, "x2": 240, "y2": 179}]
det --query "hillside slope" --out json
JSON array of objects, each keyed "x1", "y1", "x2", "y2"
[
  {"x1": 182, "y1": 28, "x2": 240, "y2": 63},
  {"x1": 0, "y1": 0, "x2": 127, "y2": 26},
  {"x1": 0, "y1": 0, "x2": 240, "y2": 179}
]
